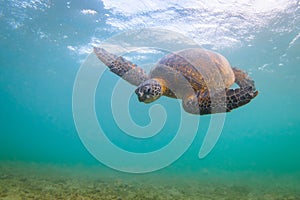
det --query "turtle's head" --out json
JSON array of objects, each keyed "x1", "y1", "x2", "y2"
[{"x1": 135, "y1": 79, "x2": 164, "y2": 103}]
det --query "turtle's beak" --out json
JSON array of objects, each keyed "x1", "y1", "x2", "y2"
[
  {"x1": 137, "y1": 93, "x2": 152, "y2": 103},
  {"x1": 135, "y1": 89, "x2": 145, "y2": 102},
  {"x1": 135, "y1": 89, "x2": 152, "y2": 103},
  {"x1": 137, "y1": 95, "x2": 145, "y2": 102}
]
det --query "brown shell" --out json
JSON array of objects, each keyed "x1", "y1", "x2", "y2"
[{"x1": 150, "y1": 48, "x2": 235, "y2": 98}]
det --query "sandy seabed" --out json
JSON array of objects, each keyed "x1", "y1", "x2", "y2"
[{"x1": 0, "y1": 161, "x2": 299, "y2": 200}]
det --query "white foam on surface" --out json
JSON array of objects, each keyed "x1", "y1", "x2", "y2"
[
  {"x1": 81, "y1": 9, "x2": 98, "y2": 15},
  {"x1": 100, "y1": 0, "x2": 297, "y2": 49}
]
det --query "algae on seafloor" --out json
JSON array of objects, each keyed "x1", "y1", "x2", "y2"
[{"x1": 0, "y1": 161, "x2": 299, "y2": 200}]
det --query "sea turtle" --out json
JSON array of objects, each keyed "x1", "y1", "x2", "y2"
[{"x1": 93, "y1": 47, "x2": 258, "y2": 115}]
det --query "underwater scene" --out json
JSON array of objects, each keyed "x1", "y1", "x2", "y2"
[{"x1": 1, "y1": 0, "x2": 300, "y2": 199}]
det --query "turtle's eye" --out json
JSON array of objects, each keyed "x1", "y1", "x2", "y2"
[{"x1": 147, "y1": 88, "x2": 151, "y2": 94}]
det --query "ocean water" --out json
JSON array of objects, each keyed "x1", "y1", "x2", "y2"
[{"x1": 1, "y1": 0, "x2": 300, "y2": 199}]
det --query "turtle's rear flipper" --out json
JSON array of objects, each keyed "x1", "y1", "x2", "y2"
[
  {"x1": 182, "y1": 67, "x2": 258, "y2": 115},
  {"x1": 226, "y1": 87, "x2": 258, "y2": 111},
  {"x1": 232, "y1": 67, "x2": 256, "y2": 90},
  {"x1": 223, "y1": 67, "x2": 258, "y2": 112},
  {"x1": 183, "y1": 87, "x2": 258, "y2": 115},
  {"x1": 94, "y1": 47, "x2": 149, "y2": 86},
  {"x1": 225, "y1": 67, "x2": 258, "y2": 111}
]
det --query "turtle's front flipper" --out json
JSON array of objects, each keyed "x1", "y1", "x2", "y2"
[{"x1": 94, "y1": 47, "x2": 149, "y2": 86}]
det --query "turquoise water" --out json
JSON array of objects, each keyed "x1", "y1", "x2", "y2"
[{"x1": 1, "y1": 0, "x2": 300, "y2": 199}]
